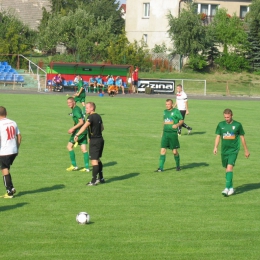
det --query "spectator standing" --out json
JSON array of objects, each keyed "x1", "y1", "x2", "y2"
[
  {"x1": 0, "y1": 106, "x2": 21, "y2": 198},
  {"x1": 131, "y1": 66, "x2": 139, "y2": 93},
  {"x1": 116, "y1": 76, "x2": 125, "y2": 94}
]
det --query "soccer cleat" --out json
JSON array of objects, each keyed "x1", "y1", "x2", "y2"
[
  {"x1": 11, "y1": 188, "x2": 16, "y2": 194},
  {"x1": 80, "y1": 168, "x2": 90, "y2": 172},
  {"x1": 154, "y1": 168, "x2": 163, "y2": 172},
  {"x1": 74, "y1": 142, "x2": 78, "y2": 148},
  {"x1": 96, "y1": 178, "x2": 105, "y2": 184},
  {"x1": 176, "y1": 167, "x2": 181, "y2": 171},
  {"x1": 178, "y1": 131, "x2": 181, "y2": 136},
  {"x1": 3, "y1": 193, "x2": 13, "y2": 199},
  {"x1": 86, "y1": 182, "x2": 97, "y2": 186},
  {"x1": 228, "y1": 188, "x2": 235, "y2": 196},
  {"x1": 68, "y1": 113, "x2": 73, "y2": 116},
  {"x1": 188, "y1": 127, "x2": 192, "y2": 135},
  {"x1": 222, "y1": 188, "x2": 229, "y2": 197},
  {"x1": 66, "y1": 165, "x2": 78, "y2": 171}
]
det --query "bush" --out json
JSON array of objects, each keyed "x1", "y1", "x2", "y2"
[
  {"x1": 215, "y1": 53, "x2": 249, "y2": 72},
  {"x1": 188, "y1": 54, "x2": 208, "y2": 71}
]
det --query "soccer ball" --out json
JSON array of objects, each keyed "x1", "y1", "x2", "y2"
[{"x1": 76, "y1": 212, "x2": 90, "y2": 224}]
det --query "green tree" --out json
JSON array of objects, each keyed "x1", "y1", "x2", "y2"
[
  {"x1": 38, "y1": 8, "x2": 114, "y2": 62},
  {"x1": 245, "y1": 0, "x2": 260, "y2": 71},
  {"x1": 167, "y1": 4, "x2": 208, "y2": 56},
  {"x1": 0, "y1": 11, "x2": 36, "y2": 65},
  {"x1": 107, "y1": 32, "x2": 152, "y2": 70}
]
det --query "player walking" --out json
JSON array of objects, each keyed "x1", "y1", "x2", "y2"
[
  {"x1": 0, "y1": 106, "x2": 21, "y2": 198},
  {"x1": 213, "y1": 108, "x2": 250, "y2": 196},
  {"x1": 173, "y1": 84, "x2": 192, "y2": 135},
  {"x1": 155, "y1": 99, "x2": 183, "y2": 172}
]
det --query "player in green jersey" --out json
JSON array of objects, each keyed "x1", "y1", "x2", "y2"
[
  {"x1": 73, "y1": 75, "x2": 86, "y2": 116},
  {"x1": 213, "y1": 108, "x2": 250, "y2": 196},
  {"x1": 66, "y1": 97, "x2": 89, "y2": 172},
  {"x1": 155, "y1": 99, "x2": 184, "y2": 172}
]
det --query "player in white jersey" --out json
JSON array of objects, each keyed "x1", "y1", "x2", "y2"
[
  {"x1": 173, "y1": 84, "x2": 192, "y2": 135},
  {"x1": 0, "y1": 106, "x2": 21, "y2": 198}
]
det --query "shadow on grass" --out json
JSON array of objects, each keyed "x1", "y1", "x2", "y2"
[
  {"x1": 234, "y1": 183, "x2": 260, "y2": 195},
  {"x1": 187, "y1": 131, "x2": 206, "y2": 135},
  {"x1": 15, "y1": 184, "x2": 65, "y2": 198},
  {"x1": 164, "y1": 162, "x2": 209, "y2": 171},
  {"x1": 0, "y1": 202, "x2": 28, "y2": 212},
  {"x1": 105, "y1": 172, "x2": 139, "y2": 183},
  {"x1": 103, "y1": 161, "x2": 117, "y2": 168}
]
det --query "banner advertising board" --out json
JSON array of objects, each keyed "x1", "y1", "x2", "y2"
[{"x1": 138, "y1": 79, "x2": 175, "y2": 93}]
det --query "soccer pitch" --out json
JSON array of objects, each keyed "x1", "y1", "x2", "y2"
[{"x1": 0, "y1": 93, "x2": 259, "y2": 260}]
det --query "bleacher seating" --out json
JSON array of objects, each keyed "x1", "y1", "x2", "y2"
[{"x1": 0, "y1": 61, "x2": 24, "y2": 87}]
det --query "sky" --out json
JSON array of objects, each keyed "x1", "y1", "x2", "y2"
[{"x1": 119, "y1": 0, "x2": 126, "y2": 5}]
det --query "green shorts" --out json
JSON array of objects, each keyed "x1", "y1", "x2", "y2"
[
  {"x1": 74, "y1": 95, "x2": 85, "y2": 103},
  {"x1": 161, "y1": 132, "x2": 180, "y2": 150},
  {"x1": 221, "y1": 153, "x2": 238, "y2": 168},
  {"x1": 69, "y1": 133, "x2": 88, "y2": 145}
]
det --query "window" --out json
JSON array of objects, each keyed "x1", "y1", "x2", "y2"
[
  {"x1": 143, "y1": 34, "x2": 148, "y2": 44},
  {"x1": 143, "y1": 3, "x2": 150, "y2": 18},
  {"x1": 240, "y1": 6, "x2": 249, "y2": 19},
  {"x1": 198, "y1": 4, "x2": 218, "y2": 16}
]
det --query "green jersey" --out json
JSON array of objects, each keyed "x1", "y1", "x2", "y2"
[
  {"x1": 75, "y1": 79, "x2": 85, "y2": 98},
  {"x1": 72, "y1": 106, "x2": 87, "y2": 135},
  {"x1": 215, "y1": 120, "x2": 245, "y2": 155},
  {"x1": 163, "y1": 108, "x2": 183, "y2": 133}
]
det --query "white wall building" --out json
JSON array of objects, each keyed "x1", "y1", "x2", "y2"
[{"x1": 125, "y1": 0, "x2": 179, "y2": 50}]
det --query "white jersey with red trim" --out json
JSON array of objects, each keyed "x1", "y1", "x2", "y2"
[
  {"x1": 176, "y1": 91, "x2": 188, "y2": 110},
  {"x1": 0, "y1": 118, "x2": 20, "y2": 155}
]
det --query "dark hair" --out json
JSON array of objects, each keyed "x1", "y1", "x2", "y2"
[{"x1": 0, "y1": 106, "x2": 7, "y2": 116}]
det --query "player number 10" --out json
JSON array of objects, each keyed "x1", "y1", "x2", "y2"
[{"x1": 6, "y1": 126, "x2": 15, "y2": 140}]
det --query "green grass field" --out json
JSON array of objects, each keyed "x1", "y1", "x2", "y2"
[{"x1": 0, "y1": 93, "x2": 259, "y2": 260}]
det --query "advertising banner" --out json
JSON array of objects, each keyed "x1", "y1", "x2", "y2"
[{"x1": 138, "y1": 79, "x2": 175, "y2": 93}]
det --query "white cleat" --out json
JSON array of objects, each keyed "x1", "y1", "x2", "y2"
[
  {"x1": 222, "y1": 188, "x2": 229, "y2": 197},
  {"x1": 228, "y1": 188, "x2": 235, "y2": 196}
]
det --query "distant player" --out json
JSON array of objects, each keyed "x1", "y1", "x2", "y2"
[
  {"x1": 173, "y1": 84, "x2": 192, "y2": 136},
  {"x1": 155, "y1": 99, "x2": 183, "y2": 172},
  {"x1": 66, "y1": 97, "x2": 89, "y2": 172},
  {"x1": 73, "y1": 75, "x2": 85, "y2": 116},
  {"x1": 213, "y1": 108, "x2": 250, "y2": 196},
  {"x1": 0, "y1": 106, "x2": 21, "y2": 198}
]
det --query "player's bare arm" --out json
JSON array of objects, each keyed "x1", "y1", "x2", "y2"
[
  {"x1": 185, "y1": 101, "x2": 189, "y2": 115},
  {"x1": 213, "y1": 135, "x2": 220, "y2": 154},
  {"x1": 74, "y1": 121, "x2": 90, "y2": 141},
  {"x1": 68, "y1": 118, "x2": 84, "y2": 134},
  {"x1": 172, "y1": 119, "x2": 184, "y2": 129},
  {"x1": 240, "y1": 135, "x2": 250, "y2": 158}
]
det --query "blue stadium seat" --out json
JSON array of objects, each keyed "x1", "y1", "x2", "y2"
[
  {"x1": 63, "y1": 80, "x2": 68, "y2": 86},
  {"x1": 17, "y1": 75, "x2": 24, "y2": 82},
  {"x1": 2, "y1": 61, "x2": 8, "y2": 66},
  {"x1": 5, "y1": 75, "x2": 13, "y2": 81},
  {"x1": 0, "y1": 75, "x2": 5, "y2": 81}
]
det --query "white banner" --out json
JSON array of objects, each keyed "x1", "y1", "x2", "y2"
[{"x1": 138, "y1": 79, "x2": 175, "y2": 93}]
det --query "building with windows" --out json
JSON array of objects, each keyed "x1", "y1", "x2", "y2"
[{"x1": 125, "y1": 0, "x2": 251, "y2": 50}]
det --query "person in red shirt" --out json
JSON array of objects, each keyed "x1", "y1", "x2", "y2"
[{"x1": 131, "y1": 66, "x2": 139, "y2": 93}]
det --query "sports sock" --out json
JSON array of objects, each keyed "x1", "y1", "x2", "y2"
[
  {"x1": 69, "y1": 150, "x2": 77, "y2": 167},
  {"x1": 226, "y1": 171, "x2": 233, "y2": 188},
  {"x1": 182, "y1": 123, "x2": 189, "y2": 129},
  {"x1": 92, "y1": 165, "x2": 99, "y2": 183},
  {"x1": 98, "y1": 161, "x2": 103, "y2": 179},
  {"x1": 3, "y1": 174, "x2": 13, "y2": 193},
  {"x1": 174, "y1": 154, "x2": 180, "y2": 167},
  {"x1": 159, "y1": 155, "x2": 165, "y2": 170},
  {"x1": 83, "y1": 152, "x2": 89, "y2": 169}
]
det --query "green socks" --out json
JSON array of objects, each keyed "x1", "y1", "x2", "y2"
[
  {"x1": 174, "y1": 154, "x2": 180, "y2": 168},
  {"x1": 226, "y1": 171, "x2": 233, "y2": 188},
  {"x1": 83, "y1": 152, "x2": 89, "y2": 169},
  {"x1": 159, "y1": 155, "x2": 165, "y2": 169},
  {"x1": 69, "y1": 150, "x2": 77, "y2": 167}
]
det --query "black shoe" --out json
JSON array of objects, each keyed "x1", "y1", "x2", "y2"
[
  {"x1": 86, "y1": 182, "x2": 97, "y2": 186},
  {"x1": 176, "y1": 167, "x2": 181, "y2": 171},
  {"x1": 178, "y1": 131, "x2": 181, "y2": 136},
  {"x1": 154, "y1": 168, "x2": 163, "y2": 172},
  {"x1": 100, "y1": 178, "x2": 105, "y2": 183},
  {"x1": 68, "y1": 113, "x2": 73, "y2": 116},
  {"x1": 187, "y1": 127, "x2": 192, "y2": 135}
]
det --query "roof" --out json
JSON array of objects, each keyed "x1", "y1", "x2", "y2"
[{"x1": 120, "y1": 4, "x2": 126, "y2": 12}]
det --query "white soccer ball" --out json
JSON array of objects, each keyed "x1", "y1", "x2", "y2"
[{"x1": 76, "y1": 212, "x2": 90, "y2": 224}]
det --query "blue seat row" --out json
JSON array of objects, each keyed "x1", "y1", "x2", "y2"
[{"x1": 0, "y1": 75, "x2": 24, "y2": 82}]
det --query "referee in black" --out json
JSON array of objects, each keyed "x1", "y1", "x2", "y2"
[{"x1": 74, "y1": 102, "x2": 105, "y2": 186}]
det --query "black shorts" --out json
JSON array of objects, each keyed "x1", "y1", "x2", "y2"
[
  {"x1": 89, "y1": 138, "x2": 104, "y2": 160},
  {"x1": 133, "y1": 80, "x2": 138, "y2": 86},
  {"x1": 0, "y1": 154, "x2": 17, "y2": 169},
  {"x1": 179, "y1": 110, "x2": 186, "y2": 120}
]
